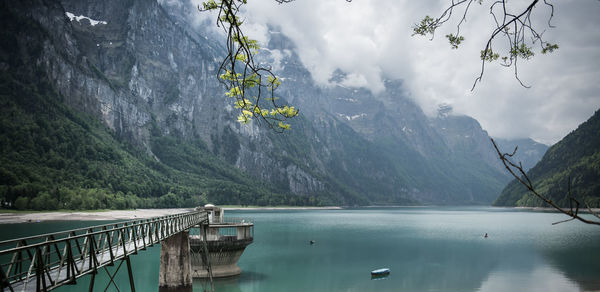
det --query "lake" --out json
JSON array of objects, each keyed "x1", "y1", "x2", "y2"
[{"x1": 1, "y1": 207, "x2": 599, "y2": 291}]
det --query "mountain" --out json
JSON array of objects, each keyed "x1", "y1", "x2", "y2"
[
  {"x1": 254, "y1": 29, "x2": 524, "y2": 204},
  {"x1": 0, "y1": 0, "x2": 353, "y2": 209},
  {"x1": 494, "y1": 110, "x2": 600, "y2": 207},
  {"x1": 0, "y1": 0, "x2": 299, "y2": 209},
  {"x1": 493, "y1": 138, "x2": 549, "y2": 172},
  {"x1": 0, "y1": 0, "x2": 546, "y2": 209}
]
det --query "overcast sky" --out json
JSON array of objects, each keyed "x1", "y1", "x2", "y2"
[{"x1": 191, "y1": 0, "x2": 600, "y2": 145}]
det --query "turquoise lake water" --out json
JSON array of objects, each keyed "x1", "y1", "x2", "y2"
[{"x1": 1, "y1": 207, "x2": 599, "y2": 291}]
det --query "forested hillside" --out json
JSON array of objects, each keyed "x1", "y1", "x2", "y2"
[
  {"x1": 494, "y1": 110, "x2": 600, "y2": 207},
  {"x1": 0, "y1": 71, "x2": 305, "y2": 209}
]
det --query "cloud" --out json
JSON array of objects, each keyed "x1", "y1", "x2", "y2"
[{"x1": 189, "y1": 0, "x2": 600, "y2": 145}]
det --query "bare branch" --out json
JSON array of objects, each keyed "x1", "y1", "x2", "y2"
[
  {"x1": 491, "y1": 138, "x2": 600, "y2": 226},
  {"x1": 586, "y1": 202, "x2": 600, "y2": 220},
  {"x1": 552, "y1": 217, "x2": 576, "y2": 225}
]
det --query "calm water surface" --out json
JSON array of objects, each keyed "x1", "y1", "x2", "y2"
[{"x1": 1, "y1": 207, "x2": 599, "y2": 292}]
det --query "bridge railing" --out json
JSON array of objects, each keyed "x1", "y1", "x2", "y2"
[
  {"x1": 210, "y1": 217, "x2": 253, "y2": 225},
  {"x1": 0, "y1": 210, "x2": 208, "y2": 292},
  {"x1": 189, "y1": 216, "x2": 254, "y2": 243}
]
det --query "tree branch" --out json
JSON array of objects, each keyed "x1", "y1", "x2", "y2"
[
  {"x1": 414, "y1": 0, "x2": 559, "y2": 91},
  {"x1": 200, "y1": 0, "x2": 298, "y2": 131},
  {"x1": 491, "y1": 138, "x2": 600, "y2": 225}
]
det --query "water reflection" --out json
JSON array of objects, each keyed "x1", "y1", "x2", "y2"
[
  {"x1": 370, "y1": 274, "x2": 390, "y2": 281},
  {"x1": 478, "y1": 266, "x2": 579, "y2": 292},
  {"x1": 541, "y1": 244, "x2": 600, "y2": 291}
]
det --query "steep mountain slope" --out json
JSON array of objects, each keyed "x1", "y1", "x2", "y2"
[
  {"x1": 0, "y1": 0, "x2": 288, "y2": 208},
  {"x1": 0, "y1": 71, "x2": 298, "y2": 209},
  {"x1": 1, "y1": 0, "x2": 404, "y2": 207},
  {"x1": 0, "y1": 0, "x2": 548, "y2": 209},
  {"x1": 494, "y1": 110, "x2": 600, "y2": 207},
  {"x1": 256, "y1": 30, "x2": 523, "y2": 204}
]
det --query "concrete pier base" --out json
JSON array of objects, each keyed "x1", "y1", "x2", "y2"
[
  {"x1": 191, "y1": 249, "x2": 243, "y2": 278},
  {"x1": 159, "y1": 231, "x2": 193, "y2": 292},
  {"x1": 190, "y1": 239, "x2": 252, "y2": 278}
]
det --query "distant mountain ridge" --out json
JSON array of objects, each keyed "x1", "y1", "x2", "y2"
[
  {"x1": 493, "y1": 138, "x2": 549, "y2": 172},
  {"x1": 256, "y1": 28, "x2": 549, "y2": 204},
  {"x1": 0, "y1": 0, "x2": 547, "y2": 209},
  {"x1": 494, "y1": 109, "x2": 600, "y2": 207}
]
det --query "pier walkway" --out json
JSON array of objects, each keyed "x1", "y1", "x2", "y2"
[{"x1": 0, "y1": 210, "x2": 208, "y2": 292}]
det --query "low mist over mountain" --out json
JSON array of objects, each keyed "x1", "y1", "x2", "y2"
[{"x1": 0, "y1": 0, "x2": 548, "y2": 209}]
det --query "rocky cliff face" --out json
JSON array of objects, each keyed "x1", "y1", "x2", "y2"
[
  {"x1": 2, "y1": 0, "x2": 547, "y2": 205},
  {"x1": 57, "y1": 0, "x2": 225, "y2": 150},
  {"x1": 4, "y1": 0, "x2": 355, "y2": 203}
]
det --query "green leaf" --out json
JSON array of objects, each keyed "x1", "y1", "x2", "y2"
[
  {"x1": 412, "y1": 15, "x2": 437, "y2": 36},
  {"x1": 446, "y1": 34, "x2": 465, "y2": 49},
  {"x1": 480, "y1": 49, "x2": 499, "y2": 62},
  {"x1": 541, "y1": 43, "x2": 559, "y2": 54}
]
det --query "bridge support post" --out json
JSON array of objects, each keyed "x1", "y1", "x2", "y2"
[{"x1": 159, "y1": 231, "x2": 193, "y2": 292}]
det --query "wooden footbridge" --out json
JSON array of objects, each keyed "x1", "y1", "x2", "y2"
[{"x1": 0, "y1": 210, "x2": 211, "y2": 292}]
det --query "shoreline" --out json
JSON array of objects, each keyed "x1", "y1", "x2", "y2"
[
  {"x1": 222, "y1": 206, "x2": 342, "y2": 211},
  {"x1": 0, "y1": 208, "x2": 194, "y2": 224},
  {"x1": 2, "y1": 205, "x2": 598, "y2": 224},
  {"x1": 0, "y1": 206, "x2": 342, "y2": 224},
  {"x1": 513, "y1": 206, "x2": 600, "y2": 213}
]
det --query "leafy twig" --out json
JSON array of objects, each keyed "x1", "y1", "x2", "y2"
[
  {"x1": 200, "y1": 0, "x2": 298, "y2": 130},
  {"x1": 413, "y1": 0, "x2": 559, "y2": 90}
]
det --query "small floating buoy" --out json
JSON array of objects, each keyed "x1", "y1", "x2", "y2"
[
  {"x1": 484, "y1": 233, "x2": 488, "y2": 238},
  {"x1": 309, "y1": 240, "x2": 315, "y2": 245},
  {"x1": 371, "y1": 268, "x2": 390, "y2": 279}
]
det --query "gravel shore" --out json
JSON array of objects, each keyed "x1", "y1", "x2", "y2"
[
  {"x1": 0, "y1": 206, "x2": 343, "y2": 224},
  {"x1": 0, "y1": 208, "x2": 193, "y2": 224}
]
